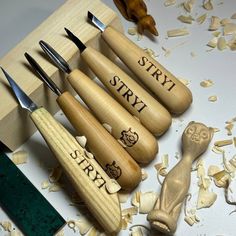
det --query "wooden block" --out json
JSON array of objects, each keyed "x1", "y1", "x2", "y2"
[{"x1": 0, "y1": 0, "x2": 123, "y2": 151}]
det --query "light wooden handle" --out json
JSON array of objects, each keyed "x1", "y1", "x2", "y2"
[
  {"x1": 30, "y1": 107, "x2": 121, "y2": 233},
  {"x1": 102, "y1": 26, "x2": 193, "y2": 115},
  {"x1": 81, "y1": 47, "x2": 172, "y2": 136},
  {"x1": 56, "y1": 92, "x2": 141, "y2": 190},
  {"x1": 67, "y1": 69, "x2": 158, "y2": 163}
]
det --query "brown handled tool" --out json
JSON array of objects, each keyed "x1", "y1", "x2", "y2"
[
  {"x1": 25, "y1": 53, "x2": 141, "y2": 190},
  {"x1": 88, "y1": 12, "x2": 192, "y2": 115},
  {"x1": 1, "y1": 67, "x2": 122, "y2": 233},
  {"x1": 64, "y1": 28, "x2": 172, "y2": 136},
  {"x1": 39, "y1": 41, "x2": 158, "y2": 164},
  {"x1": 147, "y1": 121, "x2": 213, "y2": 234}
]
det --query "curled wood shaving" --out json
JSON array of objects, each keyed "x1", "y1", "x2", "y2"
[
  {"x1": 212, "y1": 145, "x2": 224, "y2": 154},
  {"x1": 207, "y1": 37, "x2": 218, "y2": 48},
  {"x1": 183, "y1": 0, "x2": 195, "y2": 12},
  {"x1": 231, "y1": 13, "x2": 236, "y2": 19},
  {"x1": 141, "y1": 169, "x2": 148, "y2": 181},
  {"x1": 213, "y1": 170, "x2": 231, "y2": 188},
  {"x1": 122, "y1": 206, "x2": 138, "y2": 216},
  {"x1": 196, "y1": 13, "x2": 207, "y2": 24},
  {"x1": 208, "y1": 95, "x2": 217, "y2": 102},
  {"x1": 105, "y1": 179, "x2": 121, "y2": 194},
  {"x1": 0, "y1": 221, "x2": 12, "y2": 232},
  {"x1": 102, "y1": 123, "x2": 112, "y2": 133},
  {"x1": 224, "y1": 23, "x2": 236, "y2": 35},
  {"x1": 214, "y1": 139, "x2": 233, "y2": 147},
  {"x1": 203, "y1": 0, "x2": 213, "y2": 10},
  {"x1": 41, "y1": 180, "x2": 50, "y2": 189},
  {"x1": 217, "y1": 37, "x2": 227, "y2": 50},
  {"x1": 209, "y1": 16, "x2": 221, "y2": 31},
  {"x1": 75, "y1": 218, "x2": 93, "y2": 235},
  {"x1": 139, "y1": 191, "x2": 158, "y2": 214},
  {"x1": 164, "y1": 0, "x2": 176, "y2": 7},
  {"x1": 12, "y1": 150, "x2": 28, "y2": 165},
  {"x1": 154, "y1": 154, "x2": 169, "y2": 176},
  {"x1": 197, "y1": 186, "x2": 217, "y2": 209},
  {"x1": 200, "y1": 79, "x2": 214, "y2": 87},
  {"x1": 118, "y1": 192, "x2": 130, "y2": 203},
  {"x1": 76, "y1": 136, "x2": 87, "y2": 148},
  {"x1": 178, "y1": 15, "x2": 194, "y2": 24},
  {"x1": 167, "y1": 28, "x2": 189, "y2": 37},
  {"x1": 225, "y1": 123, "x2": 234, "y2": 135},
  {"x1": 49, "y1": 166, "x2": 63, "y2": 183}
]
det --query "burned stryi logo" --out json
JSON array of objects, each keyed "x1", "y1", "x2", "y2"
[
  {"x1": 120, "y1": 128, "x2": 139, "y2": 147},
  {"x1": 104, "y1": 161, "x2": 122, "y2": 180}
]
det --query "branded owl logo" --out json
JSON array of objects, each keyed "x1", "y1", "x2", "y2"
[
  {"x1": 120, "y1": 128, "x2": 139, "y2": 147},
  {"x1": 104, "y1": 161, "x2": 122, "y2": 180}
]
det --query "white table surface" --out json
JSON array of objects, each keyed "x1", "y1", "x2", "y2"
[{"x1": 1, "y1": 0, "x2": 236, "y2": 235}]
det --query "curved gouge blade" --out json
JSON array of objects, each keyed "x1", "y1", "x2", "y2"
[
  {"x1": 24, "y1": 53, "x2": 62, "y2": 96},
  {"x1": 39, "y1": 40, "x2": 71, "y2": 74},
  {"x1": 87, "y1": 11, "x2": 106, "y2": 32},
  {"x1": 64, "y1": 28, "x2": 86, "y2": 52},
  {"x1": 1, "y1": 67, "x2": 38, "y2": 112}
]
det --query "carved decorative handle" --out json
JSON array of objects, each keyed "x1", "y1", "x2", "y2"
[
  {"x1": 67, "y1": 69, "x2": 158, "y2": 163},
  {"x1": 81, "y1": 47, "x2": 172, "y2": 136},
  {"x1": 101, "y1": 26, "x2": 192, "y2": 114},
  {"x1": 30, "y1": 107, "x2": 121, "y2": 233}
]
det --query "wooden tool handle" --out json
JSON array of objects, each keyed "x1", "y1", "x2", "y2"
[
  {"x1": 102, "y1": 26, "x2": 192, "y2": 115},
  {"x1": 56, "y1": 92, "x2": 141, "y2": 189},
  {"x1": 81, "y1": 47, "x2": 171, "y2": 136},
  {"x1": 67, "y1": 69, "x2": 158, "y2": 163},
  {"x1": 30, "y1": 107, "x2": 121, "y2": 233}
]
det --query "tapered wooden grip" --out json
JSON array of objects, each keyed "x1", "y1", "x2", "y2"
[
  {"x1": 102, "y1": 26, "x2": 192, "y2": 114},
  {"x1": 81, "y1": 47, "x2": 171, "y2": 136},
  {"x1": 67, "y1": 70, "x2": 158, "y2": 163},
  {"x1": 56, "y1": 92, "x2": 141, "y2": 190},
  {"x1": 30, "y1": 107, "x2": 121, "y2": 233}
]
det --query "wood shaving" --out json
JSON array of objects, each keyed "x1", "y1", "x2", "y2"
[
  {"x1": 228, "y1": 36, "x2": 236, "y2": 50},
  {"x1": 190, "y1": 51, "x2": 197, "y2": 57},
  {"x1": 84, "y1": 150, "x2": 94, "y2": 159},
  {"x1": 131, "y1": 191, "x2": 141, "y2": 207},
  {"x1": 225, "y1": 123, "x2": 234, "y2": 135},
  {"x1": 183, "y1": 0, "x2": 195, "y2": 12},
  {"x1": 221, "y1": 18, "x2": 232, "y2": 26},
  {"x1": 105, "y1": 179, "x2": 121, "y2": 194},
  {"x1": 102, "y1": 123, "x2": 112, "y2": 133},
  {"x1": 130, "y1": 226, "x2": 143, "y2": 236},
  {"x1": 223, "y1": 23, "x2": 236, "y2": 35},
  {"x1": 75, "y1": 136, "x2": 87, "y2": 148},
  {"x1": 154, "y1": 154, "x2": 169, "y2": 176},
  {"x1": 233, "y1": 137, "x2": 236, "y2": 147},
  {"x1": 141, "y1": 169, "x2": 148, "y2": 181},
  {"x1": 164, "y1": 0, "x2": 176, "y2": 7},
  {"x1": 209, "y1": 16, "x2": 221, "y2": 31},
  {"x1": 167, "y1": 28, "x2": 189, "y2": 37},
  {"x1": 231, "y1": 13, "x2": 236, "y2": 19},
  {"x1": 203, "y1": 0, "x2": 213, "y2": 10},
  {"x1": 214, "y1": 139, "x2": 233, "y2": 147},
  {"x1": 178, "y1": 15, "x2": 194, "y2": 24},
  {"x1": 212, "y1": 145, "x2": 224, "y2": 154},
  {"x1": 75, "y1": 218, "x2": 93, "y2": 235},
  {"x1": 197, "y1": 186, "x2": 217, "y2": 209},
  {"x1": 87, "y1": 227, "x2": 97, "y2": 236},
  {"x1": 48, "y1": 183, "x2": 62, "y2": 192},
  {"x1": 212, "y1": 31, "x2": 221, "y2": 37},
  {"x1": 0, "y1": 221, "x2": 12, "y2": 232},
  {"x1": 179, "y1": 78, "x2": 189, "y2": 86},
  {"x1": 196, "y1": 13, "x2": 207, "y2": 24},
  {"x1": 208, "y1": 95, "x2": 217, "y2": 102},
  {"x1": 55, "y1": 230, "x2": 64, "y2": 236},
  {"x1": 143, "y1": 48, "x2": 158, "y2": 58},
  {"x1": 207, "y1": 37, "x2": 218, "y2": 48},
  {"x1": 118, "y1": 192, "x2": 130, "y2": 203},
  {"x1": 217, "y1": 36, "x2": 227, "y2": 50},
  {"x1": 161, "y1": 46, "x2": 171, "y2": 57},
  {"x1": 122, "y1": 206, "x2": 138, "y2": 216},
  {"x1": 128, "y1": 27, "x2": 137, "y2": 35},
  {"x1": 49, "y1": 166, "x2": 63, "y2": 183},
  {"x1": 200, "y1": 79, "x2": 214, "y2": 87},
  {"x1": 41, "y1": 180, "x2": 50, "y2": 189},
  {"x1": 213, "y1": 170, "x2": 231, "y2": 188},
  {"x1": 12, "y1": 150, "x2": 28, "y2": 165},
  {"x1": 184, "y1": 213, "x2": 200, "y2": 226},
  {"x1": 208, "y1": 165, "x2": 221, "y2": 177},
  {"x1": 139, "y1": 191, "x2": 158, "y2": 214}
]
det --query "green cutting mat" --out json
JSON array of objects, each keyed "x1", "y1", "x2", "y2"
[{"x1": 0, "y1": 151, "x2": 66, "y2": 236}]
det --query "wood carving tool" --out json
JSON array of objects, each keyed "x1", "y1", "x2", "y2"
[
  {"x1": 24, "y1": 52, "x2": 141, "y2": 190},
  {"x1": 0, "y1": 150, "x2": 65, "y2": 236},
  {"x1": 147, "y1": 121, "x2": 213, "y2": 234},
  {"x1": 39, "y1": 41, "x2": 158, "y2": 164},
  {"x1": 64, "y1": 28, "x2": 172, "y2": 136},
  {"x1": 87, "y1": 12, "x2": 193, "y2": 115},
  {"x1": 0, "y1": 67, "x2": 122, "y2": 234}
]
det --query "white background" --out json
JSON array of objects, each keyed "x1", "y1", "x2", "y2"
[{"x1": 1, "y1": 0, "x2": 236, "y2": 235}]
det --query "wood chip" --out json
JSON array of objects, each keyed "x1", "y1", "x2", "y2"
[
  {"x1": 184, "y1": 214, "x2": 200, "y2": 226},
  {"x1": 48, "y1": 183, "x2": 62, "y2": 192},
  {"x1": 208, "y1": 165, "x2": 221, "y2": 177},
  {"x1": 118, "y1": 192, "x2": 130, "y2": 203},
  {"x1": 183, "y1": 0, "x2": 195, "y2": 12},
  {"x1": 231, "y1": 13, "x2": 236, "y2": 19},
  {"x1": 223, "y1": 23, "x2": 236, "y2": 35},
  {"x1": 167, "y1": 28, "x2": 189, "y2": 37},
  {"x1": 196, "y1": 13, "x2": 207, "y2": 24},
  {"x1": 178, "y1": 15, "x2": 194, "y2": 24},
  {"x1": 209, "y1": 16, "x2": 221, "y2": 31},
  {"x1": 143, "y1": 48, "x2": 157, "y2": 58},
  {"x1": 200, "y1": 79, "x2": 214, "y2": 87},
  {"x1": 0, "y1": 221, "x2": 12, "y2": 232},
  {"x1": 208, "y1": 95, "x2": 217, "y2": 102},
  {"x1": 203, "y1": 0, "x2": 213, "y2": 10},
  {"x1": 9, "y1": 230, "x2": 24, "y2": 236},
  {"x1": 41, "y1": 180, "x2": 50, "y2": 189},
  {"x1": 213, "y1": 170, "x2": 230, "y2": 188},
  {"x1": 197, "y1": 187, "x2": 217, "y2": 209},
  {"x1": 75, "y1": 218, "x2": 93, "y2": 235},
  {"x1": 179, "y1": 78, "x2": 189, "y2": 86},
  {"x1": 139, "y1": 192, "x2": 158, "y2": 214},
  {"x1": 102, "y1": 123, "x2": 112, "y2": 133},
  {"x1": 214, "y1": 139, "x2": 233, "y2": 147},
  {"x1": 141, "y1": 169, "x2": 148, "y2": 181},
  {"x1": 217, "y1": 37, "x2": 227, "y2": 50},
  {"x1": 212, "y1": 31, "x2": 221, "y2": 37},
  {"x1": 12, "y1": 150, "x2": 28, "y2": 165},
  {"x1": 131, "y1": 191, "x2": 141, "y2": 207},
  {"x1": 128, "y1": 27, "x2": 137, "y2": 35},
  {"x1": 164, "y1": 0, "x2": 176, "y2": 7},
  {"x1": 233, "y1": 137, "x2": 236, "y2": 147},
  {"x1": 76, "y1": 136, "x2": 87, "y2": 148},
  {"x1": 122, "y1": 206, "x2": 138, "y2": 216},
  {"x1": 212, "y1": 145, "x2": 224, "y2": 154},
  {"x1": 221, "y1": 18, "x2": 231, "y2": 26},
  {"x1": 130, "y1": 226, "x2": 143, "y2": 236},
  {"x1": 229, "y1": 155, "x2": 236, "y2": 168},
  {"x1": 225, "y1": 123, "x2": 234, "y2": 135},
  {"x1": 105, "y1": 179, "x2": 121, "y2": 194},
  {"x1": 207, "y1": 37, "x2": 218, "y2": 48},
  {"x1": 87, "y1": 227, "x2": 97, "y2": 236},
  {"x1": 49, "y1": 166, "x2": 63, "y2": 183}
]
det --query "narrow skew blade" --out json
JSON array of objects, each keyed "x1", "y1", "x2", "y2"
[
  {"x1": 0, "y1": 67, "x2": 38, "y2": 112},
  {"x1": 87, "y1": 11, "x2": 106, "y2": 32}
]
